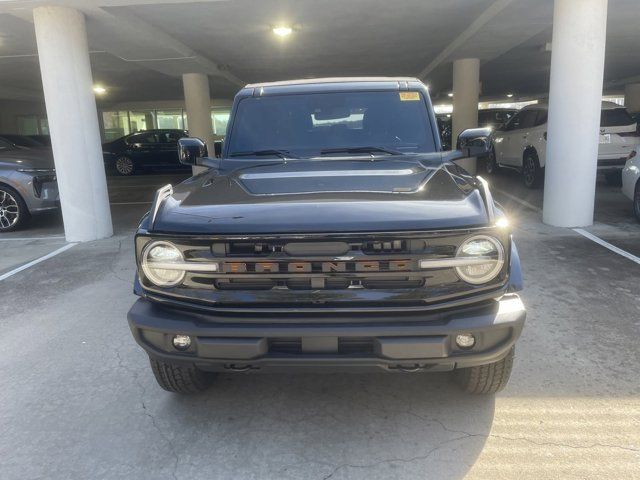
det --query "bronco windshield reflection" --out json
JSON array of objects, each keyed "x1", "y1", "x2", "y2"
[{"x1": 226, "y1": 91, "x2": 436, "y2": 158}]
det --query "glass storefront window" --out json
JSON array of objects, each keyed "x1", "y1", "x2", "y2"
[
  {"x1": 129, "y1": 111, "x2": 155, "y2": 132},
  {"x1": 99, "y1": 107, "x2": 231, "y2": 139},
  {"x1": 157, "y1": 110, "x2": 185, "y2": 130},
  {"x1": 212, "y1": 110, "x2": 230, "y2": 135},
  {"x1": 102, "y1": 111, "x2": 130, "y2": 141},
  {"x1": 16, "y1": 116, "x2": 40, "y2": 135}
]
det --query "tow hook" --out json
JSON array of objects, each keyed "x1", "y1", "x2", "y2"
[
  {"x1": 388, "y1": 364, "x2": 430, "y2": 373},
  {"x1": 224, "y1": 364, "x2": 260, "y2": 372}
]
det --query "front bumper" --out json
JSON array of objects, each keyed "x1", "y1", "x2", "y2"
[{"x1": 128, "y1": 294, "x2": 526, "y2": 373}]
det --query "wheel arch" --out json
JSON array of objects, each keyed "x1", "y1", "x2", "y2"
[{"x1": 0, "y1": 180, "x2": 27, "y2": 203}]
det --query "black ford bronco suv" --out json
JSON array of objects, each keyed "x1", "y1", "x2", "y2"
[{"x1": 127, "y1": 77, "x2": 525, "y2": 395}]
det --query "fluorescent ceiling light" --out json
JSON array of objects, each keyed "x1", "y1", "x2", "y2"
[
  {"x1": 506, "y1": 93, "x2": 514, "y2": 98},
  {"x1": 448, "y1": 93, "x2": 454, "y2": 97},
  {"x1": 93, "y1": 85, "x2": 107, "y2": 95},
  {"x1": 272, "y1": 26, "x2": 293, "y2": 37}
]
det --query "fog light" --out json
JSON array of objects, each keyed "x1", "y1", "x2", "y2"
[
  {"x1": 172, "y1": 335, "x2": 192, "y2": 351},
  {"x1": 455, "y1": 333, "x2": 476, "y2": 349}
]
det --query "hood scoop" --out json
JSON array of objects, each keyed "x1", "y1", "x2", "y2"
[{"x1": 234, "y1": 160, "x2": 433, "y2": 195}]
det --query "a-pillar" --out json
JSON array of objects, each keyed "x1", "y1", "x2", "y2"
[
  {"x1": 543, "y1": 0, "x2": 608, "y2": 227},
  {"x1": 452, "y1": 58, "x2": 480, "y2": 174},
  {"x1": 33, "y1": 5, "x2": 113, "y2": 241}
]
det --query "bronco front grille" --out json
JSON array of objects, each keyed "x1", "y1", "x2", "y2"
[
  {"x1": 136, "y1": 230, "x2": 510, "y2": 306},
  {"x1": 187, "y1": 236, "x2": 441, "y2": 291}
]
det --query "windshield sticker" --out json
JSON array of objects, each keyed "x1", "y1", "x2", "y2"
[{"x1": 399, "y1": 92, "x2": 420, "y2": 101}]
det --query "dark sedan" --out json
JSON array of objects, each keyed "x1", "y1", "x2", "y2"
[{"x1": 102, "y1": 129, "x2": 190, "y2": 175}]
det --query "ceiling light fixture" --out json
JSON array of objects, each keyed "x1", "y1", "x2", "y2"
[
  {"x1": 506, "y1": 93, "x2": 514, "y2": 98},
  {"x1": 272, "y1": 26, "x2": 293, "y2": 37},
  {"x1": 448, "y1": 93, "x2": 454, "y2": 97},
  {"x1": 93, "y1": 85, "x2": 107, "y2": 95}
]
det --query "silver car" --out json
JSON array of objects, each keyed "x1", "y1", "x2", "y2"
[{"x1": 0, "y1": 138, "x2": 59, "y2": 232}]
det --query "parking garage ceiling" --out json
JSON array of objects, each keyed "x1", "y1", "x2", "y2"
[{"x1": 0, "y1": 0, "x2": 639, "y2": 104}]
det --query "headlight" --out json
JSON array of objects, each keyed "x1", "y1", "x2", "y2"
[
  {"x1": 141, "y1": 241, "x2": 186, "y2": 287},
  {"x1": 454, "y1": 235, "x2": 504, "y2": 284}
]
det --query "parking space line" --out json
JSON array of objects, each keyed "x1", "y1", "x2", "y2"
[
  {"x1": 492, "y1": 188, "x2": 542, "y2": 212},
  {"x1": 0, "y1": 235, "x2": 66, "y2": 242},
  {"x1": 0, "y1": 243, "x2": 77, "y2": 282},
  {"x1": 573, "y1": 228, "x2": 640, "y2": 265}
]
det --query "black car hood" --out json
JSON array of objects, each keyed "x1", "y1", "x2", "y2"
[{"x1": 151, "y1": 157, "x2": 488, "y2": 234}]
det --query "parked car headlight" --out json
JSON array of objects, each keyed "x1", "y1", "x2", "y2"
[
  {"x1": 454, "y1": 235, "x2": 505, "y2": 284},
  {"x1": 141, "y1": 241, "x2": 185, "y2": 287}
]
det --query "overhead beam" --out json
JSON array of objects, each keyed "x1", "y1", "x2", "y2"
[
  {"x1": 418, "y1": 0, "x2": 513, "y2": 79},
  {"x1": 4, "y1": 0, "x2": 244, "y2": 87}
]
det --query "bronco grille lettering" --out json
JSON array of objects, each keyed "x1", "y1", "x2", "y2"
[{"x1": 221, "y1": 260, "x2": 412, "y2": 273}]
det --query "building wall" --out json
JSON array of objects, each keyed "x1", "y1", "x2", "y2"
[
  {"x1": 0, "y1": 98, "x2": 233, "y2": 138},
  {"x1": 0, "y1": 99, "x2": 48, "y2": 134}
]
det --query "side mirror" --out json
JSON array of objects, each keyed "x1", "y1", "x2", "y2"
[
  {"x1": 456, "y1": 127, "x2": 492, "y2": 157},
  {"x1": 178, "y1": 137, "x2": 207, "y2": 165},
  {"x1": 213, "y1": 140, "x2": 223, "y2": 158}
]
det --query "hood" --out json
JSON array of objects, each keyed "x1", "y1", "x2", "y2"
[
  {"x1": 0, "y1": 148, "x2": 55, "y2": 170},
  {"x1": 151, "y1": 158, "x2": 488, "y2": 234}
]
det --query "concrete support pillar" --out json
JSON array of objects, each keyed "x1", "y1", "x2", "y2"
[
  {"x1": 452, "y1": 58, "x2": 480, "y2": 174},
  {"x1": 624, "y1": 83, "x2": 640, "y2": 114},
  {"x1": 543, "y1": 0, "x2": 608, "y2": 227},
  {"x1": 33, "y1": 6, "x2": 112, "y2": 242},
  {"x1": 182, "y1": 73, "x2": 213, "y2": 174}
]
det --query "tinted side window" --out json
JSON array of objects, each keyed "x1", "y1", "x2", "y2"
[
  {"x1": 535, "y1": 110, "x2": 548, "y2": 126},
  {"x1": 128, "y1": 133, "x2": 158, "y2": 144},
  {"x1": 601, "y1": 108, "x2": 634, "y2": 127},
  {"x1": 519, "y1": 110, "x2": 538, "y2": 129},
  {"x1": 505, "y1": 112, "x2": 522, "y2": 131},
  {"x1": 158, "y1": 132, "x2": 181, "y2": 143}
]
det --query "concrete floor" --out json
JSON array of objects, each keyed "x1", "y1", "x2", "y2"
[{"x1": 1, "y1": 169, "x2": 639, "y2": 479}]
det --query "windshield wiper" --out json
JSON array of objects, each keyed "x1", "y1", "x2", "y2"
[
  {"x1": 319, "y1": 146, "x2": 402, "y2": 156},
  {"x1": 229, "y1": 149, "x2": 297, "y2": 159}
]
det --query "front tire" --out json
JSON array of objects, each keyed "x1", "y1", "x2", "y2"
[
  {"x1": 484, "y1": 148, "x2": 499, "y2": 175},
  {"x1": 149, "y1": 358, "x2": 214, "y2": 394},
  {"x1": 634, "y1": 180, "x2": 640, "y2": 223},
  {"x1": 453, "y1": 347, "x2": 515, "y2": 394},
  {"x1": 0, "y1": 185, "x2": 30, "y2": 232},
  {"x1": 604, "y1": 170, "x2": 622, "y2": 186},
  {"x1": 115, "y1": 156, "x2": 135, "y2": 176},
  {"x1": 522, "y1": 152, "x2": 543, "y2": 189}
]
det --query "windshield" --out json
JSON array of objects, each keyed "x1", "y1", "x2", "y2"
[
  {"x1": 1, "y1": 135, "x2": 44, "y2": 148},
  {"x1": 226, "y1": 91, "x2": 436, "y2": 158},
  {"x1": 0, "y1": 138, "x2": 16, "y2": 151}
]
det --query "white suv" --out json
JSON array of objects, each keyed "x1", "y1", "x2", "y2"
[
  {"x1": 622, "y1": 152, "x2": 640, "y2": 221},
  {"x1": 487, "y1": 101, "x2": 640, "y2": 188}
]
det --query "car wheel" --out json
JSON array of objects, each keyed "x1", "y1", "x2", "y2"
[
  {"x1": 634, "y1": 180, "x2": 640, "y2": 223},
  {"x1": 149, "y1": 357, "x2": 215, "y2": 394},
  {"x1": 522, "y1": 152, "x2": 542, "y2": 189},
  {"x1": 115, "y1": 156, "x2": 135, "y2": 176},
  {"x1": 485, "y1": 148, "x2": 499, "y2": 175},
  {"x1": 0, "y1": 185, "x2": 29, "y2": 232},
  {"x1": 604, "y1": 170, "x2": 622, "y2": 186},
  {"x1": 453, "y1": 347, "x2": 515, "y2": 394}
]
